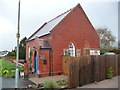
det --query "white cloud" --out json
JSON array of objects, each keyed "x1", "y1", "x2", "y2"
[
  {"x1": 0, "y1": 17, "x2": 16, "y2": 51},
  {"x1": 0, "y1": 19, "x2": 14, "y2": 31}
]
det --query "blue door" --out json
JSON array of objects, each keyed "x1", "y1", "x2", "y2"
[{"x1": 35, "y1": 54, "x2": 38, "y2": 73}]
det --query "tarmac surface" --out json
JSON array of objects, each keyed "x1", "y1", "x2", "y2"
[
  {"x1": 1, "y1": 77, "x2": 35, "y2": 89},
  {"x1": 80, "y1": 76, "x2": 119, "y2": 88}
]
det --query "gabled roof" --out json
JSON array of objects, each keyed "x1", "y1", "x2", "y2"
[{"x1": 28, "y1": 7, "x2": 73, "y2": 41}]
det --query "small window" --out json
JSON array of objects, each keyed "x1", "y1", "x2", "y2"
[
  {"x1": 43, "y1": 60, "x2": 47, "y2": 65},
  {"x1": 76, "y1": 49, "x2": 81, "y2": 57},
  {"x1": 63, "y1": 49, "x2": 69, "y2": 56}
]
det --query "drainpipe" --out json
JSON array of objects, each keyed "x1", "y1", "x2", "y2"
[{"x1": 50, "y1": 49, "x2": 53, "y2": 76}]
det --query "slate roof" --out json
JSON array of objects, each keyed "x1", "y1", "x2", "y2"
[{"x1": 28, "y1": 8, "x2": 73, "y2": 40}]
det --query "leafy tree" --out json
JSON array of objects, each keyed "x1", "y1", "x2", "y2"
[
  {"x1": 6, "y1": 50, "x2": 16, "y2": 57},
  {"x1": 96, "y1": 28, "x2": 117, "y2": 54},
  {"x1": 96, "y1": 28, "x2": 116, "y2": 48},
  {"x1": 19, "y1": 37, "x2": 27, "y2": 59}
]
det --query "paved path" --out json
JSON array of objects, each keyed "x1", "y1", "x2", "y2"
[
  {"x1": 29, "y1": 75, "x2": 67, "y2": 85},
  {"x1": 80, "y1": 76, "x2": 119, "y2": 88},
  {"x1": 29, "y1": 75, "x2": 119, "y2": 88}
]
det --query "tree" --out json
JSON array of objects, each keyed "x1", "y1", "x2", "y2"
[
  {"x1": 6, "y1": 37, "x2": 27, "y2": 58},
  {"x1": 96, "y1": 28, "x2": 116, "y2": 48},
  {"x1": 96, "y1": 28, "x2": 116, "y2": 54},
  {"x1": 7, "y1": 50, "x2": 16, "y2": 57},
  {"x1": 19, "y1": 37, "x2": 27, "y2": 59}
]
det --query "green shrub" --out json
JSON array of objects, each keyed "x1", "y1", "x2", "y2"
[
  {"x1": 7, "y1": 51, "x2": 16, "y2": 57},
  {"x1": 107, "y1": 67, "x2": 113, "y2": 79},
  {"x1": 19, "y1": 66, "x2": 24, "y2": 71},
  {"x1": 57, "y1": 80, "x2": 68, "y2": 87},
  {"x1": 43, "y1": 81, "x2": 59, "y2": 88}
]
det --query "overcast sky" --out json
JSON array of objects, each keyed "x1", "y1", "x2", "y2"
[{"x1": 0, "y1": 0, "x2": 118, "y2": 51}]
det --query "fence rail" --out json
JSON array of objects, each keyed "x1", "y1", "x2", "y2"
[{"x1": 62, "y1": 54, "x2": 120, "y2": 88}]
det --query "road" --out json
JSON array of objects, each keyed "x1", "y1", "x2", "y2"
[{"x1": 1, "y1": 77, "x2": 35, "y2": 89}]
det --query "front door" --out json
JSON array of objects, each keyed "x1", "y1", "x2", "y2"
[{"x1": 35, "y1": 54, "x2": 38, "y2": 73}]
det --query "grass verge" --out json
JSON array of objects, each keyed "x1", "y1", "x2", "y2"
[{"x1": 0, "y1": 59, "x2": 24, "y2": 77}]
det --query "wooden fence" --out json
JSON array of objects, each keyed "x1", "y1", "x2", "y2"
[{"x1": 62, "y1": 54, "x2": 120, "y2": 88}]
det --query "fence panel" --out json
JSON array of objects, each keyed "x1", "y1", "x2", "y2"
[
  {"x1": 118, "y1": 54, "x2": 120, "y2": 75},
  {"x1": 62, "y1": 56, "x2": 70, "y2": 75},
  {"x1": 99, "y1": 55, "x2": 106, "y2": 81},
  {"x1": 62, "y1": 54, "x2": 119, "y2": 88},
  {"x1": 93, "y1": 55, "x2": 100, "y2": 82},
  {"x1": 105, "y1": 55, "x2": 117, "y2": 77},
  {"x1": 79, "y1": 56, "x2": 88, "y2": 86},
  {"x1": 86, "y1": 56, "x2": 93, "y2": 84},
  {"x1": 62, "y1": 56, "x2": 80, "y2": 75},
  {"x1": 79, "y1": 56, "x2": 93, "y2": 86},
  {"x1": 68, "y1": 60, "x2": 79, "y2": 88},
  {"x1": 115, "y1": 55, "x2": 118, "y2": 76}
]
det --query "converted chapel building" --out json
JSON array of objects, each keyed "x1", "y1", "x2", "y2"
[{"x1": 26, "y1": 4, "x2": 100, "y2": 77}]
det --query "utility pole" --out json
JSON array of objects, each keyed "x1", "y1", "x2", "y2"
[{"x1": 15, "y1": 0, "x2": 21, "y2": 88}]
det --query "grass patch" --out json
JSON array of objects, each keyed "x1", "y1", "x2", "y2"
[
  {"x1": 0, "y1": 59, "x2": 24, "y2": 77},
  {"x1": 43, "y1": 81, "x2": 59, "y2": 88},
  {"x1": 42, "y1": 80, "x2": 68, "y2": 88},
  {"x1": 13, "y1": 59, "x2": 22, "y2": 61}
]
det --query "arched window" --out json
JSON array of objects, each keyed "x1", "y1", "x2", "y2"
[{"x1": 69, "y1": 43, "x2": 75, "y2": 57}]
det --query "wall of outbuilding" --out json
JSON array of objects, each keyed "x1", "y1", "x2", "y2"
[
  {"x1": 25, "y1": 4, "x2": 100, "y2": 77},
  {"x1": 50, "y1": 4, "x2": 100, "y2": 75}
]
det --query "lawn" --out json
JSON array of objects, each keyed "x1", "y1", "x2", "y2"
[{"x1": 0, "y1": 59, "x2": 24, "y2": 77}]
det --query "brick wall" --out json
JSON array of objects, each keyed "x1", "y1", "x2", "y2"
[
  {"x1": 25, "y1": 4, "x2": 99, "y2": 76},
  {"x1": 50, "y1": 4, "x2": 99, "y2": 74}
]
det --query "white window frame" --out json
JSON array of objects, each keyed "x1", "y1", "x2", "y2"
[
  {"x1": 69, "y1": 43, "x2": 75, "y2": 57},
  {"x1": 63, "y1": 49, "x2": 69, "y2": 56},
  {"x1": 76, "y1": 49, "x2": 81, "y2": 57}
]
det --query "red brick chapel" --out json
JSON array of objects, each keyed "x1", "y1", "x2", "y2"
[{"x1": 25, "y1": 4, "x2": 100, "y2": 77}]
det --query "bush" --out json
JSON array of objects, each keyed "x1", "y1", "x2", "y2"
[
  {"x1": 107, "y1": 67, "x2": 113, "y2": 79},
  {"x1": 57, "y1": 80, "x2": 68, "y2": 87},
  {"x1": 6, "y1": 51, "x2": 16, "y2": 57},
  {"x1": 19, "y1": 66, "x2": 24, "y2": 71},
  {"x1": 43, "y1": 81, "x2": 59, "y2": 88}
]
